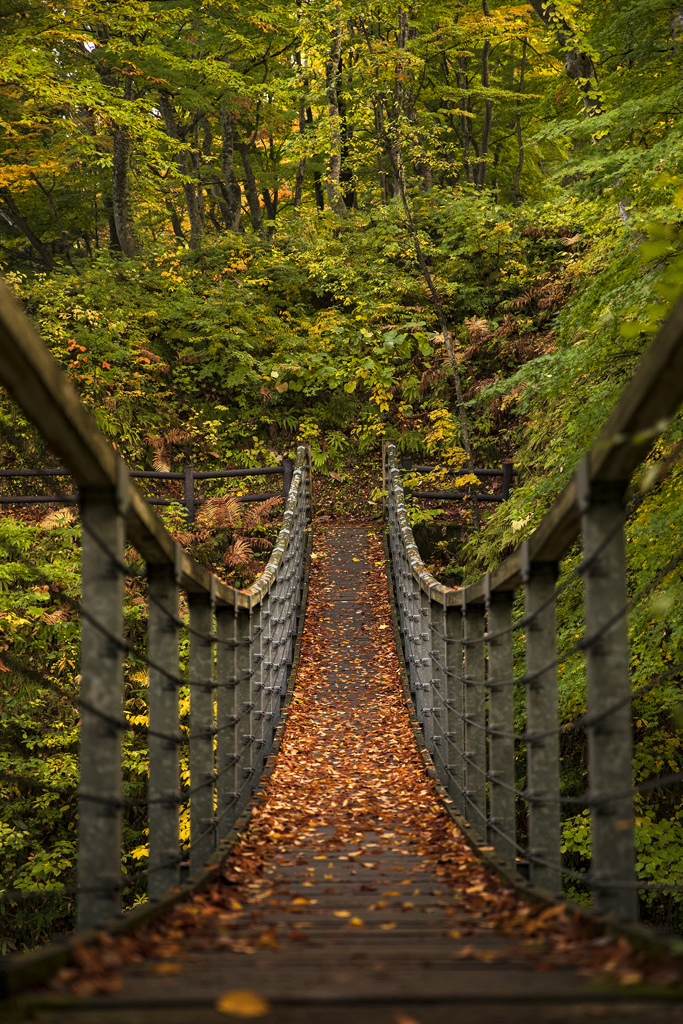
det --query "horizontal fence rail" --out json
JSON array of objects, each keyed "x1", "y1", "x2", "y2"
[
  {"x1": 0, "y1": 279, "x2": 311, "y2": 932},
  {"x1": 398, "y1": 457, "x2": 517, "y2": 504},
  {"x1": 0, "y1": 460, "x2": 295, "y2": 520},
  {"x1": 384, "y1": 293, "x2": 683, "y2": 925}
]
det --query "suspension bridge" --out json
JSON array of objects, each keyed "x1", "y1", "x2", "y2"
[{"x1": 1, "y1": 277, "x2": 683, "y2": 1021}]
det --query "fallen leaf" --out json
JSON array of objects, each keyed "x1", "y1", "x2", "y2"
[
  {"x1": 333, "y1": 910, "x2": 351, "y2": 918},
  {"x1": 215, "y1": 989, "x2": 271, "y2": 1017},
  {"x1": 150, "y1": 962, "x2": 181, "y2": 975},
  {"x1": 349, "y1": 917, "x2": 364, "y2": 927}
]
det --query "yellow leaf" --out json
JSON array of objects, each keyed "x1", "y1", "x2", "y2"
[
  {"x1": 349, "y1": 916, "x2": 364, "y2": 927},
  {"x1": 333, "y1": 910, "x2": 351, "y2": 917},
  {"x1": 449, "y1": 929, "x2": 462, "y2": 939},
  {"x1": 151, "y1": 962, "x2": 181, "y2": 975},
  {"x1": 379, "y1": 922, "x2": 397, "y2": 930},
  {"x1": 215, "y1": 990, "x2": 271, "y2": 1018},
  {"x1": 291, "y1": 897, "x2": 317, "y2": 905}
]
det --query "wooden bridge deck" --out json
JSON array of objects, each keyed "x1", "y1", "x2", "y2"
[{"x1": 25, "y1": 527, "x2": 683, "y2": 1022}]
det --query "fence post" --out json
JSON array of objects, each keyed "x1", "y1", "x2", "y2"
[
  {"x1": 430, "y1": 593, "x2": 448, "y2": 786},
  {"x1": 502, "y1": 461, "x2": 514, "y2": 500},
  {"x1": 216, "y1": 599, "x2": 237, "y2": 839},
  {"x1": 188, "y1": 581, "x2": 216, "y2": 874},
  {"x1": 462, "y1": 594, "x2": 486, "y2": 834},
  {"x1": 418, "y1": 587, "x2": 435, "y2": 745},
  {"x1": 147, "y1": 547, "x2": 182, "y2": 899},
  {"x1": 486, "y1": 581, "x2": 516, "y2": 866},
  {"x1": 235, "y1": 601, "x2": 254, "y2": 818},
  {"x1": 77, "y1": 466, "x2": 128, "y2": 929},
  {"x1": 578, "y1": 464, "x2": 637, "y2": 921},
  {"x1": 183, "y1": 464, "x2": 195, "y2": 523},
  {"x1": 523, "y1": 545, "x2": 561, "y2": 896},
  {"x1": 445, "y1": 600, "x2": 465, "y2": 816},
  {"x1": 282, "y1": 456, "x2": 294, "y2": 498}
]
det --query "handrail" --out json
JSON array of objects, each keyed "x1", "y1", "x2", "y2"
[
  {"x1": 0, "y1": 277, "x2": 312, "y2": 932},
  {"x1": 384, "y1": 293, "x2": 683, "y2": 929}
]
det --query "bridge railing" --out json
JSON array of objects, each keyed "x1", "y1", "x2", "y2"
[
  {"x1": 385, "y1": 295, "x2": 683, "y2": 925},
  {"x1": 0, "y1": 280, "x2": 311, "y2": 932}
]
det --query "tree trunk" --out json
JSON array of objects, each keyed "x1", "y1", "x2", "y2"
[
  {"x1": 111, "y1": 76, "x2": 142, "y2": 257},
  {"x1": 379, "y1": 114, "x2": 480, "y2": 529},
  {"x1": 672, "y1": 7, "x2": 683, "y2": 52},
  {"x1": 165, "y1": 200, "x2": 186, "y2": 240},
  {"x1": 219, "y1": 109, "x2": 242, "y2": 231},
  {"x1": 513, "y1": 38, "x2": 528, "y2": 207},
  {"x1": 528, "y1": 0, "x2": 601, "y2": 113},
  {"x1": 158, "y1": 93, "x2": 203, "y2": 249},
  {"x1": 325, "y1": 18, "x2": 347, "y2": 217},
  {"x1": 237, "y1": 142, "x2": 264, "y2": 235},
  {"x1": 475, "y1": 2, "x2": 493, "y2": 188},
  {"x1": 457, "y1": 58, "x2": 474, "y2": 184},
  {"x1": 0, "y1": 189, "x2": 56, "y2": 269}
]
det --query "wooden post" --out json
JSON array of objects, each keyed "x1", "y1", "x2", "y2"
[
  {"x1": 578, "y1": 463, "x2": 637, "y2": 921},
  {"x1": 188, "y1": 583, "x2": 216, "y2": 874},
  {"x1": 216, "y1": 600, "x2": 237, "y2": 839},
  {"x1": 486, "y1": 581, "x2": 515, "y2": 866},
  {"x1": 77, "y1": 468, "x2": 127, "y2": 929},
  {"x1": 147, "y1": 549, "x2": 182, "y2": 898},
  {"x1": 523, "y1": 545, "x2": 561, "y2": 896},
  {"x1": 463, "y1": 594, "x2": 486, "y2": 834}
]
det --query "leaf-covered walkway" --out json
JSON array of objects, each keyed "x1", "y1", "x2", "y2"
[{"x1": 39, "y1": 527, "x2": 683, "y2": 1023}]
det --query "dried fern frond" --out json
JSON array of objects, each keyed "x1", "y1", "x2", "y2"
[
  {"x1": 196, "y1": 495, "x2": 242, "y2": 529},
  {"x1": 463, "y1": 317, "x2": 492, "y2": 342},
  {"x1": 152, "y1": 451, "x2": 171, "y2": 473},
  {"x1": 241, "y1": 496, "x2": 281, "y2": 530},
  {"x1": 40, "y1": 508, "x2": 77, "y2": 529},
  {"x1": 42, "y1": 606, "x2": 70, "y2": 624},
  {"x1": 166, "y1": 428, "x2": 191, "y2": 445},
  {"x1": 224, "y1": 537, "x2": 254, "y2": 568},
  {"x1": 250, "y1": 536, "x2": 272, "y2": 552}
]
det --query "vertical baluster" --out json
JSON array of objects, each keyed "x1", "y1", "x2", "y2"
[
  {"x1": 579, "y1": 467, "x2": 637, "y2": 921},
  {"x1": 234, "y1": 600, "x2": 253, "y2": 817},
  {"x1": 216, "y1": 598, "x2": 237, "y2": 839},
  {"x1": 463, "y1": 594, "x2": 486, "y2": 834},
  {"x1": 486, "y1": 580, "x2": 516, "y2": 867},
  {"x1": 147, "y1": 551, "x2": 181, "y2": 898},
  {"x1": 445, "y1": 599, "x2": 465, "y2": 816},
  {"x1": 78, "y1": 470, "x2": 127, "y2": 929},
  {"x1": 523, "y1": 545, "x2": 561, "y2": 896},
  {"x1": 188, "y1": 582, "x2": 215, "y2": 874}
]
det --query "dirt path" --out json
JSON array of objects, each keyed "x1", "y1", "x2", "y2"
[{"x1": 39, "y1": 526, "x2": 683, "y2": 1023}]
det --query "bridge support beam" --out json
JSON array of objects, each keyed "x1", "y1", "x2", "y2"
[
  {"x1": 523, "y1": 550, "x2": 561, "y2": 897},
  {"x1": 77, "y1": 472, "x2": 127, "y2": 930},
  {"x1": 486, "y1": 584, "x2": 515, "y2": 868},
  {"x1": 579, "y1": 467, "x2": 637, "y2": 922}
]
